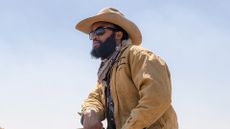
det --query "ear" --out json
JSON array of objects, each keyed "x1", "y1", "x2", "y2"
[{"x1": 115, "y1": 31, "x2": 123, "y2": 40}]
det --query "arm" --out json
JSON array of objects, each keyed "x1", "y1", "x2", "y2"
[
  {"x1": 122, "y1": 48, "x2": 172, "y2": 129},
  {"x1": 81, "y1": 82, "x2": 106, "y2": 129}
]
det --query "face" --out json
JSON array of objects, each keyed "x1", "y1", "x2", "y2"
[{"x1": 90, "y1": 22, "x2": 118, "y2": 59}]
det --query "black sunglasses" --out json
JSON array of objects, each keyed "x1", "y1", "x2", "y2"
[{"x1": 89, "y1": 27, "x2": 118, "y2": 40}]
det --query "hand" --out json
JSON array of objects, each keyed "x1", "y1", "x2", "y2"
[{"x1": 83, "y1": 109, "x2": 104, "y2": 129}]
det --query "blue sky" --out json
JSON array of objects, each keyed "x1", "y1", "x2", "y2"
[{"x1": 0, "y1": 0, "x2": 230, "y2": 129}]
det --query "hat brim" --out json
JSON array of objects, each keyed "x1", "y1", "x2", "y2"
[{"x1": 75, "y1": 13, "x2": 142, "y2": 45}]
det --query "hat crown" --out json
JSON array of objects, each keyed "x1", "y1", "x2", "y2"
[
  {"x1": 76, "y1": 7, "x2": 142, "y2": 45},
  {"x1": 97, "y1": 7, "x2": 124, "y2": 16}
]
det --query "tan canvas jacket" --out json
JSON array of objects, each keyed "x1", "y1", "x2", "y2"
[{"x1": 81, "y1": 39, "x2": 178, "y2": 129}]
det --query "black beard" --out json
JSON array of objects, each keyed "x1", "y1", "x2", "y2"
[{"x1": 90, "y1": 33, "x2": 116, "y2": 59}]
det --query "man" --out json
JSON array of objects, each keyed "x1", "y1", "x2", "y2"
[{"x1": 75, "y1": 7, "x2": 178, "y2": 129}]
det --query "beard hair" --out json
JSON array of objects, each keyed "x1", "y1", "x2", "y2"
[{"x1": 90, "y1": 33, "x2": 116, "y2": 59}]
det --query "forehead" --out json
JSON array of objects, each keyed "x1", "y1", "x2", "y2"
[{"x1": 91, "y1": 22, "x2": 114, "y2": 30}]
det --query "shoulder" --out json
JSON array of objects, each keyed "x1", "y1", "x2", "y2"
[
  {"x1": 128, "y1": 45, "x2": 167, "y2": 65},
  {"x1": 129, "y1": 45, "x2": 153, "y2": 56}
]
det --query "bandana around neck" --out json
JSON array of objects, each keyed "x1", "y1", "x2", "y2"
[{"x1": 97, "y1": 40, "x2": 129, "y2": 83}]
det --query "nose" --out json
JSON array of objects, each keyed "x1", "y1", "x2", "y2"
[{"x1": 91, "y1": 34, "x2": 99, "y2": 40}]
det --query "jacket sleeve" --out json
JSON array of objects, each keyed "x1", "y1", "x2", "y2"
[
  {"x1": 81, "y1": 82, "x2": 106, "y2": 122},
  {"x1": 122, "y1": 47, "x2": 172, "y2": 129}
]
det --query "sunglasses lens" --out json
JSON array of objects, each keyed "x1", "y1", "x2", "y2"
[
  {"x1": 95, "y1": 28, "x2": 105, "y2": 35},
  {"x1": 89, "y1": 27, "x2": 106, "y2": 40}
]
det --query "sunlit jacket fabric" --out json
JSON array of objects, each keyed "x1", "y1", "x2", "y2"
[{"x1": 81, "y1": 39, "x2": 178, "y2": 129}]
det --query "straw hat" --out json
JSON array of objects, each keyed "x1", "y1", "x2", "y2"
[{"x1": 75, "y1": 7, "x2": 142, "y2": 45}]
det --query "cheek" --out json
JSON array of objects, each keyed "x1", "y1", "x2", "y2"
[
  {"x1": 99, "y1": 36, "x2": 107, "y2": 42},
  {"x1": 101, "y1": 31, "x2": 113, "y2": 41},
  {"x1": 94, "y1": 35, "x2": 106, "y2": 43}
]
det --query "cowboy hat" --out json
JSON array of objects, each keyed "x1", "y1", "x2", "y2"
[{"x1": 75, "y1": 7, "x2": 142, "y2": 45}]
